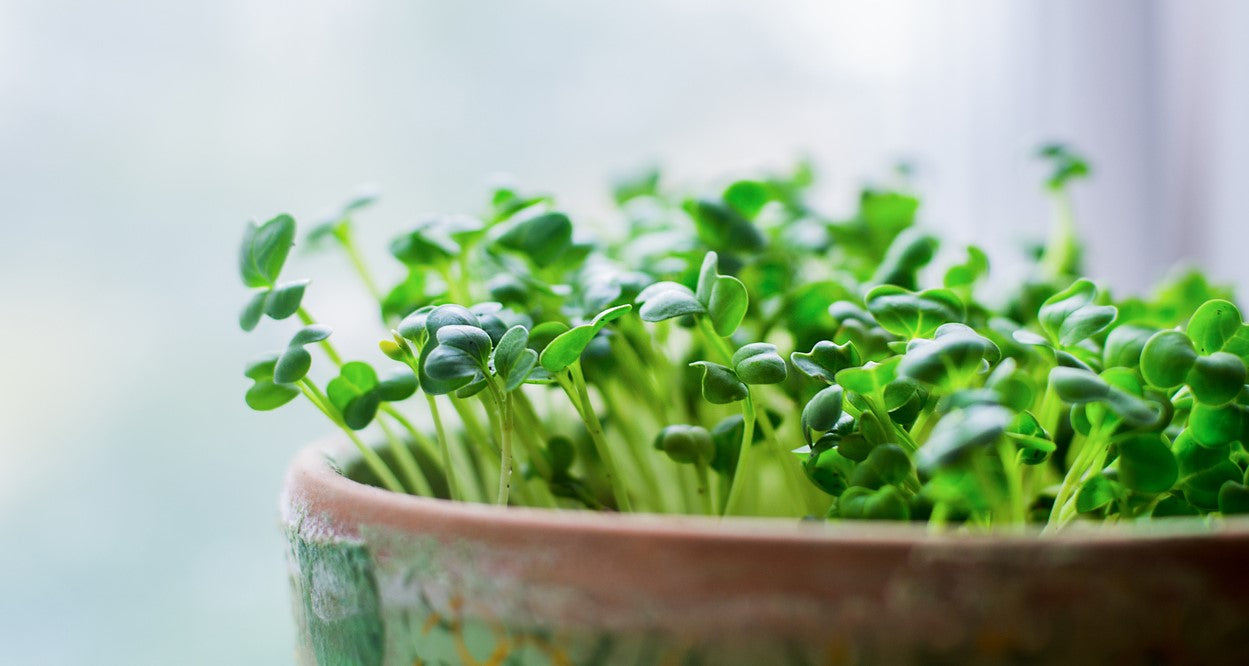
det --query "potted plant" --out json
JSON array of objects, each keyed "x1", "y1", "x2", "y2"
[{"x1": 243, "y1": 147, "x2": 1249, "y2": 665}]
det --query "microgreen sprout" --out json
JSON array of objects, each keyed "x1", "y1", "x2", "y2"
[{"x1": 237, "y1": 146, "x2": 1249, "y2": 529}]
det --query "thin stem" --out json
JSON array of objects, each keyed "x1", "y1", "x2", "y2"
[
  {"x1": 299, "y1": 379, "x2": 404, "y2": 494},
  {"x1": 377, "y1": 417, "x2": 433, "y2": 496},
  {"x1": 426, "y1": 394, "x2": 462, "y2": 501},
  {"x1": 997, "y1": 438, "x2": 1024, "y2": 525},
  {"x1": 380, "y1": 405, "x2": 439, "y2": 463},
  {"x1": 483, "y1": 378, "x2": 514, "y2": 506},
  {"x1": 695, "y1": 464, "x2": 714, "y2": 516},
  {"x1": 722, "y1": 393, "x2": 758, "y2": 516},
  {"x1": 337, "y1": 227, "x2": 384, "y2": 303},
  {"x1": 696, "y1": 316, "x2": 736, "y2": 365},
  {"x1": 562, "y1": 363, "x2": 632, "y2": 512},
  {"x1": 754, "y1": 388, "x2": 808, "y2": 512}
]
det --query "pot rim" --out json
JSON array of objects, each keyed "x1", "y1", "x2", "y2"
[{"x1": 283, "y1": 436, "x2": 1249, "y2": 546}]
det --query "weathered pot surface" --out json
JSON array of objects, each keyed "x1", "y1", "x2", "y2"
[{"x1": 283, "y1": 439, "x2": 1249, "y2": 665}]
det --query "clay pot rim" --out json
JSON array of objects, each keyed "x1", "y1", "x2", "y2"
[{"x1": 284, "y1": 437, "x2": 1249, "y2": 547}]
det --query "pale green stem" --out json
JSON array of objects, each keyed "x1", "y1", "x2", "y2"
[
  {"x1": 299, "y1": 379, "x2": 404, "y2": 494},
  {"x1": 377, "y1": 417, "x2": 433, "y2": 496},
  {"x1": 426, "y1": 394, "x2": 462, "y2": 501},
  {"x1": 559, "y1": 364, "x2": 632, "y2": 511},
  {"x1": 722, "y1": 393, "x2": 758, "y2": 516}
]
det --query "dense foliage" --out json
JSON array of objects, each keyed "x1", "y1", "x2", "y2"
[{"x1": 239, "y1": 146, "x2": 1249, "y2": 528}]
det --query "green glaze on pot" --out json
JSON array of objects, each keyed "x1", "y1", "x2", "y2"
[{"x1": 288, "y1": 518, "x2": 383, "y2": 666}]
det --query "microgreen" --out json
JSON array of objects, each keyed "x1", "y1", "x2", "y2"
[{"x1": 236, "y1": 145, "x2": 1249, "y2": 530}]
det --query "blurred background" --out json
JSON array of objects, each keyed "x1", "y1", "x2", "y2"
[{"x1": 1, "y1": 1, "x2": 1246, "y2": 663}]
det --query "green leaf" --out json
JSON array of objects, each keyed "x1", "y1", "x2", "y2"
[
  {"x1": 1218, "y1": 482, "x2": 1249, "y2": 515},
  {"x1": 1116, "y1": 434, "x2": 1178, "y2": 493},
  {"x1": 1050, "y1": 367, "x2": 1162, "y2": 427},
  {"x1": 264, "y1": 280, "x2": 308, "y2": 320},
  {"x1": 1006, "y1": 411, "x2": 1054, "y2": 464},
  {"x1": 916, "y1": 405, "x2": 1011, "y2": 472},
  {"x1": 731, "y1": 342, "x2": 787, "y2": 385},
  {"x1": 239, "y1": 214, "x2": 296, "y2": 288},
  {"x1": 1103, "y1": 324, "x2": 1154, "y2": 369},
  {"x1": 290, "y1": 325, "x2": 332, "y2": 346},
  {"x1": 245, "y1": 380, "x2": 300, "y2": 411},
  {"x1": 1185, "y1": 352, "x2": 1246, "y2": 406},
  {"x1": 1076, "y1": 475, "x2": 1119, "y2": 513},
  {"x1": 723, "y1": 180, "x2": 772, "y2": 219},
  {"x1": 1038, "y1": 279, "x2": 1117, "y2": 346},
  {"x1": 1188, "y1": 403, "x2": 1244, "y2": 447},
  {"x1": 273, "y1": 347, "x2": 312, "y2": 384},
  {"x1": 865, "y1": 285, "x2": 964, "y2": 339},
  {"x1": 849, "y1": 444, "x2": 911, "y2": 489},
  {"x1": 495, "y1": 212, "x2": 573, "y2": 268},
  {"x1": 791, "y1": 340, "x2": 860, "y2": 384},
  {"x1": 689, "y1": 361, "x2": 748, "y2": 404},
  {"x1": 389, "y1": 224, "x2": 459, "y2": 266},
  {"x1": 838, "y1": 485, "x2": 910, "y2": 521},
  {"x1": 1187, "y1": 299, "x2": 1242, "y2": 354},
  {"x1": 424, "y1": 344, "x2": 483, "y2": 383},
  {"x1": 1140, "y1": 330, "x2": 1199, "y2": 389},
  {"x1": 654, "y1": 424, "x2": 715, "y2": 465},
  {"x1": 897, "y1": 324, "x2": 998, "y2": 390},
  {"x1": 435, "y1": 324, "x2": 493, "y2": 365},
  {"x1": 684, "y1": 199, "x2": 766, "y2": 252},
  {"x1": 540, "y1": 326, "x2": 595, "y2": 373},
  {"x1": 239, "y1": 291, "x2": 267, "y2": 332},
  {"x1": 801, "y1": 385, "x2": 844, "y2": 443},
  {"x1": 834, "y1": 357, "x2": 901, "y2": 395},
  {"x1": 708, "y1": 275, "x2": 749, "y2": 336},
  {"x1": 396, "y1": 305, "x2": 437, "y2": 343},
  {"x1": 503, "y1": 349, "x2": 538, "y2": 392},
  {"x1": 1038, "y1": 143, "x2": 1090, "y2": 190},
  {"x1": 637, "y1": 282, "x2": 705, "y2": 322},
  {"x1": 491, "y1": 325, "x2": 529, "y2": 378},
  {"x1": 871, "y1": 229, "x2": 939, "y2": 290},
  {"x1": 538, "y1": 305, "x2": 632, "y2": 373},
  {"x1": 943, "y1": 245, "x2": 989, "y2": 289},
  {"x1": 376, "y1": 371, "x2": 418, "y2": 401},
  {"x1": 326, "y1": 362, "x2": 382, "y2": 429}
]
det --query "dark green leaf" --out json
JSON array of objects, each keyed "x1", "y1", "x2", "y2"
[
  {"x1": 495, "y1": 212, "x2": 573, "y2": 268},
  {"x1": 239, "y1": 291, "x2": 267, "y2": 332},
  {"x1": 637, "y1": 282, "x2": 705, "y2": 322},
  {"x1": 264, "y1": 280, "x2": 308, "y2": 319},
  {"x1": 690, "y1": 361, "x2": 747, "y2": 404},
  {"x1": 1038, "y1": 279, "x2": 1117, "y2": 346},
  {"x1": 1187, "y1": 299, "x2": 1242, "y2": 354},
  {"x1": 731, "y1": 342, "x2": 787, "y2": 385},
  {"x1": 1116, "y1": 434, "x2": 1178, "y2": 493},
  {"x1": 1140, "y1": 330, "x2": 1198, "y2": 389},
  {"x1": 801, "y1": 385, "x2": 844, "y2": 443},
  {"x1": 791, "y1": 340, "x2": 860, "y2": 384},
  {"x1": 239, "y1": 214, "x2": 296, "y2": 288}
]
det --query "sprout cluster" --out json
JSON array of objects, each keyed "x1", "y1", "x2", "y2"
[{"x1": 238, "y1": 146, "x2": 1249, "y2": 527}]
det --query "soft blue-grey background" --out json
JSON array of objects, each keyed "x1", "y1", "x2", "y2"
[{"x1": 1, "y1": 1, "x2": 1246, "y2": 663}]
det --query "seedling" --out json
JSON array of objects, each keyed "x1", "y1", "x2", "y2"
[{"x1": 237, "y1": 145, "x2": 1249, "y2": 528}]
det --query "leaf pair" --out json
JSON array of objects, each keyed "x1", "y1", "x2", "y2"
[
  {"x1": 689, "y1": 342, "x2": 788, "y2": 404},
  {"x1": 1050, "y1": 366, "x2": 1164, "y2": 428},
  {"x1": 327, "y1": 362, "x2": 416, "y2": 429},
  {"x1": 538, "y1": 304, "x2": 632, "y2": 373},
  {"x1": 653, "y1": 424, "x2": 714, "y2": 466},
  {"x1": 238, "y1": 214, "x2": 307, "y2": 331},
  {"x1": 864, "y1": 285, "x2": 964, "y2": 340},
  {"x1": 1140, "y1": 299, "x2": 1249, "y2": 405},
  {"x1": 637, "y1": 252, "x2": 749, "y2": 337},
  {"x1": 897, "y1": 324, "x2": 1000, "y2": 391}
]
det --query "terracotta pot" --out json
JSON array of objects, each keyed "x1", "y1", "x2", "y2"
[{"x1": 282, "y1": 439, "x2": 1249, "y2": 665}]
